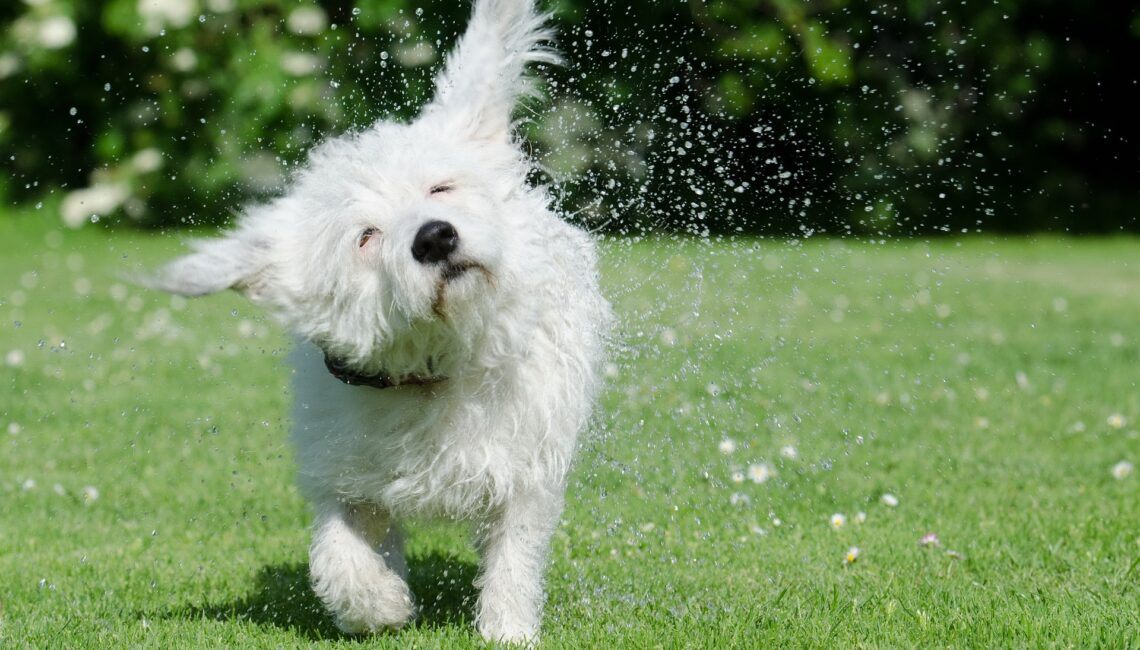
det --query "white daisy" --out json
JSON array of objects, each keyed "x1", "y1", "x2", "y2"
[
  {"x1": 1111, "y1": 461, "x2": 1134, "y2": 480},
  {"x1": 747, "y1": 463, "x2": 774, "y2": 484}
]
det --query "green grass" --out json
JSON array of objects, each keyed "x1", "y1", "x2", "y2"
[{"x1": 2, "y1": 211, "x2": 1139, "y2": 648}]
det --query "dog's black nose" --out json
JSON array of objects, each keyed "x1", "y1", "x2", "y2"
[{"x1": 411, "y1": 220, "x2": 459, "y2": 264}]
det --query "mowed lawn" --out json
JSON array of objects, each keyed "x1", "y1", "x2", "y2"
[{"x1": 1, "y1": 211, "x2": 1138, "y2": 648}]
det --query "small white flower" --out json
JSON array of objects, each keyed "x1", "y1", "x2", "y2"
[
  {"x1": 0, "y1": 53, "x2": 21, "y2": 79},
  {"x1": 82, "y1": 486, "x2": 100, "y2": 503},
  {"x1": 170, "y1": 47, "x2": 198, "y2": 72},
  {"x1": 22, "y1": 478, "x2": 36, "y2": 491},
  {"x1": 729, "y1": 492, "x2": 750, "y2": 506},
  {"x1": 830, "y1": 513, "x2": 846, "y2": 529},
  {"x1": 5, "y1": 350, "x2": 24, "y2": 367},
  {"x1": 1015, "y1": 371, "x2": 1031, "y2": 391},
  {"x1": 1107, "y1": 414, "x2": 1127, "y2": 430},
  {"x1": 280, "y1": 52, "x2": 323, "y2": 76},
  {"x1": 60, "y1": 183, "x2": 130, "y2": 228},
  {"x1": 853, "y1": 511, "x2": 867, "y2": 524},
  {"x1": 132, "y1": 148, "x2": 164, "y2": 174},
  {"x1": 780, "y1": 444, "x2": 798, "y2": 459},
  {"x1": 881, "y1": 493, "x2": 899, "y2": 507},
  {"x1": 718, "y1": 438, "x2": 736, "y2": 455},
  {"x1": 730, "y1": 470, "x2": 744, "y2": 484},
  {"x1": 237, "y1": 320, "x2": 255, "y2": 337},
  {"x1": 38, "y1": 16, "x2": 77, "y2": 49},
  {"x1": 747, "y1": 462, "x2": 774, "y2": 484},
  {"x1": 137, "y1": 0, "x2": 198, "y2": 34},
  {"x1": 844, "y1": 546, "x2": 860, "y2": 564},
  {"x1": 1111, "y1": 461, "x2": 1134, "y2": 480},
  {"x1": 286, "y1": 6, "x2": 327, "y2": 35}
]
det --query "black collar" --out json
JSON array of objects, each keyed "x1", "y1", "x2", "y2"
[{"x1": 323, "y1": 352, "x2": 447, "y2": 389}]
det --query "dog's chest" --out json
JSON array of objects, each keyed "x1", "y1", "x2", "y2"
[{"x1": 292, "y1": 371, "x2": 545, "y2": 517}]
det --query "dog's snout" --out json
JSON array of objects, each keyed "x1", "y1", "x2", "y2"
[{"x1": 412, "y1": 220, "x2": 459, "y2": 264}]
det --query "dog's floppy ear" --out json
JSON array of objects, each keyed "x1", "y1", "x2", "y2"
[
  {"x1": 143, "y1": 229, "x2": 277, "y2": 304},
  {"x1": 420, "y1": 0, "x2": 559, "y2": 142}
]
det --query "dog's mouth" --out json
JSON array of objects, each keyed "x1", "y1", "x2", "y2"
[
  {"x1": 440, "y1": 260, "x2": 489, "y2": 284},
  {"x1": 431, "y1": 260, "x2": 494, "y2": 320}
]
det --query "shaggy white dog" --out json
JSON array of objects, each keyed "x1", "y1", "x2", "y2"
[{"x1": 148, "y1": 0, "x2": 610, "y2": 642}]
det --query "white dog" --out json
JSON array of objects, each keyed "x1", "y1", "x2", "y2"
[{"x1": 147, "y1": 0, "x2": 610, "y2": 642}]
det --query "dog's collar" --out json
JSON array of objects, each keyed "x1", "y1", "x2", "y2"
[{"x1": 323, "y1": 352, "x2": 447, "y2": 390}]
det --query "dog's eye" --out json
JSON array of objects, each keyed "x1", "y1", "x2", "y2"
[
  {"x1": 429, "y1": 182, "x2": 455, "y2": 195},
  {"x1": 358, "y1": 227, "x2": 379, "y2": 248}
]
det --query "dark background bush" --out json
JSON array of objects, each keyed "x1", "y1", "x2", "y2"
[{"x1": 1, "y1": 0, "x2": 1136, "y2": 234}]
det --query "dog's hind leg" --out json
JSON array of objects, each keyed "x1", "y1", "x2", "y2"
[
  {"x1": 308, "y1": 500, "x2": 414, "y2": 634},
  {"x1": 473, "y1": 487, "x2": 564, "y2": 644}
]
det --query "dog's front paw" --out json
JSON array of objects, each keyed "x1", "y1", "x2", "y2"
[
  {"x1": 476, "y1": 592, "x2": 540, "y2": 646},
  {"x1": 312, "y1": 564, "x2": 415, "y2": 635},
  {"x1": 477, "y1": 621, "x2": 538, "y2": 646}
]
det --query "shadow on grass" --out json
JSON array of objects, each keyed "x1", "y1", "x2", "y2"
[{"x1": 161, "y1": 552, "x2": 480, "y2": 641}]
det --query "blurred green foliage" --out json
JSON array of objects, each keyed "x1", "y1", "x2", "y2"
[{"x1": 0, "y1": 0, "x2": 1136, "y2": 233}]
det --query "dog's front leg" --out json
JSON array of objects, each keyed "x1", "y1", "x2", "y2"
[
  {"x1": 474, "y1": 488, "x2": 564, "y2": 644},
  {"x1": 308, "y1": 501, "x2": 414, "y2": 634}
]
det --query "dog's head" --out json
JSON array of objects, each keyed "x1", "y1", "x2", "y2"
[{"x1": 149, "y1": 0, "x2": 559, "y2": 378}]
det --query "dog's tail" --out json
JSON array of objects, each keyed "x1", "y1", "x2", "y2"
[{"x1": 420, "y1": 0, "x2": 559, "y2": 141}]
